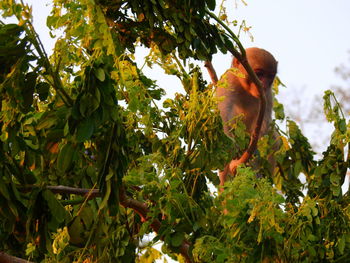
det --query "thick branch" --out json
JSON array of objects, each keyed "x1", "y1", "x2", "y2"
[
  {"x1": 204, "y1": 60, "x2": 218, "y2": 85},
  {"x1": 0, "y1": 251, "x2": 34, "y2": 263}
]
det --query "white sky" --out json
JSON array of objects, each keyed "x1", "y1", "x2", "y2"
[
  {"x1": 19, "y1": 0, "x2": 350, "y2": 97},
  {"x1": 215, "y1": 0, "x2": 350, "y2": 94}
]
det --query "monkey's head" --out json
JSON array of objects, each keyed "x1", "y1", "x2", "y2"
[{"x1": 232, "y1": 47, "x2": 277, "y2": 97}]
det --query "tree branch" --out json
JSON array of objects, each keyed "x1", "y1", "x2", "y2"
[
  {"x1": 17, "y1": 185, "x2": 192, "y2": 262},
  {"x1": 204, "y1": 60, "x2": 218, "y2": 85},
  {"x1": 47, "y1": 185, "x2": 100, "y2": 198},
  {"x1": 0, "y1": 251, "x2": 34, "y2": 263},
  {"x1": 25, "y1": 20, "x2": 74, "y2": 107},
  {"x1": 118, "y1": 186, "x2": 191, "y2": 262}
]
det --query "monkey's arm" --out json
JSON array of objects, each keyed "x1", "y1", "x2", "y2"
[
  {"x1": 204, "y1": 60, "x2": 218, "y2": 85},
  {"x1": 205, "y1": 56, "x2": 269, "y2": 185}
]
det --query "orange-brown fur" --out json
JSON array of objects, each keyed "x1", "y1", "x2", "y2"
[{"x1": 217, "y1": 47, "x2": 278, "y2": 185}]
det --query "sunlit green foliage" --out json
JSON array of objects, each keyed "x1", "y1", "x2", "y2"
[{"x1": 0, "y1": 1, "x2": 350, "y2": 262}]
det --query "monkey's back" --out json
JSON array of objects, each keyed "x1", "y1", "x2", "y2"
[{"x1": 216, "y1": 70, "x2": 272, "y2": 136}]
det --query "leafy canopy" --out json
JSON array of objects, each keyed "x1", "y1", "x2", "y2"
[{"x1": 0, "y1": 0, "x2": 350, "y2": 262}]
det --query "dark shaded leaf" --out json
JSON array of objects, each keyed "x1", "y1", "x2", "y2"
[
  {"x1": 76, "y1": 118, "x2": 94, "y2": 142},
  {"x1": 57, "y1": 143, "x2": 76, "y2": 172}
]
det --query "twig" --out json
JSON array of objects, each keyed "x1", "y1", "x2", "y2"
[
  {"x1": 20, "y1": 6, "x2": 74, "y2": 107},
  {"x1": 47, "y1": 185, "x2": 100, "y2": 198}
]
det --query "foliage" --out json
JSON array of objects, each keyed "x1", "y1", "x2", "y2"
[{"x1": 0, "y1": 0, "x2": 350, "y2": 262}]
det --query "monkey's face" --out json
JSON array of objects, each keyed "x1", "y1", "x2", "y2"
[
  {"x1": 233, "y1": 48, "x2": 277, "y2": 97},
  {"x1": 246, "y1": 47, "x2": 277, "y2": 90},
  {"x1": 253, "y1": 68, "x2": 276, "y2": 90},
  {"x1": 234, "y1": 63, "x2": 275, "y2": 97}
]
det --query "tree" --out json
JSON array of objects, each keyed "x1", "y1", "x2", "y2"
[{"x1": 0, "y1": 1, "x2": 349, "y2": 262}]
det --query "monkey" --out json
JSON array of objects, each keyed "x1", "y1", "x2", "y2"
[{"x1": 216, "y1": 47, "x2": 278, "y2": 185}]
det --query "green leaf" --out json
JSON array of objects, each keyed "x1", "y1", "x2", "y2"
[
  {"x1": 294, "y1": 160, "x2": 302, "y2": 176},
  {"x1": 21, "y1": 71, "x2": 37, "y2": 112},
  {"x1": 99, "y1": 172, "x2": 112, "y2": 210},
  {"x1": 338, "y1": 235, "x2": 346, "y2": 254},
  {"x1": 330, "y1": 173, "x2": 339, "y2": 185},
  {"x1": 94, "y1": 67, "x2": 105, "y2": 82},
  {"x1": 79, "y1": 92, "x2": 100, "y2": 117},
  {"x1": 339, "y1": 119, "x2": 346, "y2": 133},
  {"x1": 171, "y1": 232, "x2": 184, "y2": 247},
  {"x1": 76, "y1": 119, "x2": 94, "y2": 142},
  {"x1": 0, "y1": 23, "x2": 22, "y2": 36},
  {"x1": 331, "y1": 185, "x2": 340, "y2": 196},
  {"x1": 206, "y1": 0, "x2": 216, "y2": 11},
  {"x1": 46, "y1": 15, "x2": 59, "y2": 29},
  {"x1": 7, "y1": 201, "x2": 19, "y2": 218},
  {"x1": 69, "y1": 216, "x2": 85, "y2": 245},
  {"x1": 0, "y1": 175, "x2": 11, "y2": 200},
  {"x1": 309, "y1": 206, "x2": 317, "y2": 217},
  {"x1": 273, "y1": 99, "x2": 285, "y2": 120},
  {"x1": 42, "y1": 190, "x2": 67, "y2": 224},
  {"x1": 57, "y1": 143, "x2": 76, "y2": 172},
  {"x1": 36, "y1": 82, "x2": 50, "y2": 101},
  {"x1": 37, "y1": 115, "x2": 57, "y2": 130}
]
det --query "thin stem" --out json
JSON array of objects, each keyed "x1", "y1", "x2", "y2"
[
  {"x1": 19, "y1": 1, "x2": 73, "y2": 107},
  {"x1": 205, "y1": 9, "x2": 245, "y2": 55}
]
